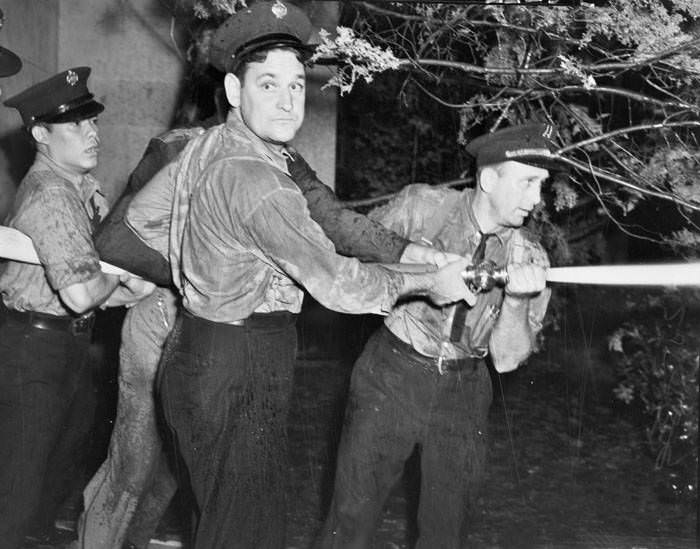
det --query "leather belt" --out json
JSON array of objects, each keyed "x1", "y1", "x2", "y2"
[
  {"x1": 2, "y1": 305, "x2": 95, "y2": 336},
  {"x1": 383, "y1": 326, "x2": 481, "y2": 375},
  {"x1": 182, "y1": 309, "x2": 297, "y2": 329}
]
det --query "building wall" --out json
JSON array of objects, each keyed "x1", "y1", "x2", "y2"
[
  {"x1": 0, "y1": 0, "x2": 59, "y2": 217},
  {"x1": 57, "y1": 0, "x2": 185, "y2": 204},
  {"x1": 0, "y1": 0, "x2": 338, "y2": 219},
  {"x1": 292, "y1": 0, "x2": 338, "y2": 189}
]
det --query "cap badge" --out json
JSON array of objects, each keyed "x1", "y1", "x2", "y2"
[
  {"x1": 66, "y1": 70, "x2": 79, "y2": 86},
  {"x1": 271, "y1": 0, "x2": 287, "y2": 19}
]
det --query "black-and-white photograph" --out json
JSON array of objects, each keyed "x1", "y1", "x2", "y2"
[{"x1": 0, "y1": 1, "x2": 697, "y2": 548}]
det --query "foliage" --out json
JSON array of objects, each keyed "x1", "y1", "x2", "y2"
[
  {"x1": 315, "y1": 0, "x2": 700, "y2": 254},
  {"x1": 312, "y1": 27, "x2": 400, "y2": 95},
  {"x1": 608, "y1": 289, "x2": 700, "y2": 475},
  {"x1": 162, "y1": 1, "x2": 700, "y2": 257}
]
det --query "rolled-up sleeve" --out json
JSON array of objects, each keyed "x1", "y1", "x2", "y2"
[
  {"x1": 243, "y1": 191, "x2": 399, "y2": 315},
  {"x1": 15, "y1": 184, "x2": 101, "y2": 290}
]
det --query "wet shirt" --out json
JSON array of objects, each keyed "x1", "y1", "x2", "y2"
[
  {"x1": 370, "y1": 184, "x2": 551, "y2": 360},
  {"x1": 125, "y1": 128, "x2": 206, "y2": 261},
  {"x1": 0, "y1": 151, "x2": 109, "y2": 315},
  {"x1": 126, "y1": 131, "x2": 408, "y2": 266},
  {"x1": 167, "y1": 110, "x2": 400, "y2": 323}
]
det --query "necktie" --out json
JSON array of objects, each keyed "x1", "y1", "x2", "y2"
[{"x1": 448, "y1": 231, "x2": 491, "y2": 343}]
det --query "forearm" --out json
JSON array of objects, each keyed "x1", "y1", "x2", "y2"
[
  {"x1": 489, "y1": 295, "x2": 535, "y2": 373},
  {"x1": 382, "y1": 262, "x2": 436, "y2": 273},
  {"x1": 290, "y1": 153, "x2": 409, "y2": 262},
  {"x1": 60, "y1": 272, "x2": 121, "y2": 314}
]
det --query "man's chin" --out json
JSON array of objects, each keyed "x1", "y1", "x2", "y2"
[
  {"x1": 505, "y1": 214, "x2": 528, "y2": 228},
  {"x1": 267, "y1": 134, "x2": 297, "y2": 147}
]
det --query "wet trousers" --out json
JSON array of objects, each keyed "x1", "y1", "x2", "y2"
[
  {"x1": 79, "y1": 288, "x2": 179, "y2": 549},
  {"x1": 317, "y1": 326, "x2": 493, "y2": 549},
  {"x1": 158, "y1": 310, "x2": 297, "y2": 549},
  {"x1": 0, "y1": 315, "x2": 94, "y2": 549}
]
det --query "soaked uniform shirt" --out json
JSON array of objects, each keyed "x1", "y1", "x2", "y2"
[
  {"x1": 0, "y1": 151, "x2": 108, "y2": 315},
  {"x1": 370, "y1": 184, "x2": 551, "y2": 360},
  {"x1": 125, "y1": 130, "x2": 408, "y2": 268},
  {"x1": 168, "y1": 110, "x2": 400, "y2": 323}
]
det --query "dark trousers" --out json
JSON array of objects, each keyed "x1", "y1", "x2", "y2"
[
  {"x1": 317, "y1": 326, "x2": 493, "y2": 549},
  {"x1": 0, "y1": 315, "x2": 94, "y2": 549},
  {"x1": 158, "y1": 310, "x2": 297, "y2": 549}
]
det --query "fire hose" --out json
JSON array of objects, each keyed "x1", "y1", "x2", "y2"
[
  {"x1": 0, "y1": 226, "x2": 698, "y2": 289},
  {"x1": 462, "y1": 260, "x2": 700, "y2": 293}
]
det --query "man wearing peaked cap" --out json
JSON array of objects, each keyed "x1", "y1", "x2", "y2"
[
  {"x1": 317, "y1": 123, "x2": 555, "y2": 548},
  {"x1": 119, "y1": 2, "x2": 475, "y2": 547},
  {"x1": 78, "y1": 3, "x2": 468, "y2": 549},
  {"x1": 0, "y1": 67, "x2": 154, "y2": 548}
]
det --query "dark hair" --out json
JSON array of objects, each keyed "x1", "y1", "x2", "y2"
[{"x1": 232, "y1": 46, "x2": 307, "y2": 84}]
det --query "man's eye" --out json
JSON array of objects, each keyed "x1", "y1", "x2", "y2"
[
  {"x1": 262, "y1": 82, "x2": 276, "y2": 91},
  {"x1": 291, "y1": 82, "x2": 305, "y2": 92}
]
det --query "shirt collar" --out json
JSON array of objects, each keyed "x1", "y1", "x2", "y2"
[
  {"x1": 462, "y1": 189, "x2": 508, "y2": 246},
  {"x1": 30, "y1": 150, "x2": 100, "y2": 201},
  {"x1": 31, "y1": 150, "x2": 84, "y2": 188},
  {"x1": 226, "y1": 109, "x2": 291, "y2": 175}
]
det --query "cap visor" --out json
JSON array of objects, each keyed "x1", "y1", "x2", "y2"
[
  {"x1": 236, "y1": 38, "x2": 318, "y2": 65},
  {"x1": 509, "y1": 154, "x2": 567, "y2": 173},
  {"x1": 44, "y1": 100, "x2": 105, "y2": 124},
  {"x1": 0, "y1": 46, "x2": 21, "y2": 77}
]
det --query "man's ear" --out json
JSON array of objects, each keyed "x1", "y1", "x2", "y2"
[
  {"x1": 224, "y1": 73, "x2": 241, "y2": 109},
  {"x1": 478, "y1": 166, "x2": 498, "y2": 194},
  {"x1": 30, "y1": 124, "x2": 49, "y2": 145}
]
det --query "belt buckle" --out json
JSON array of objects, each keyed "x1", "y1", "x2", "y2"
[
  {"x1": 436, "y1": 355, "x2": 447, "y2": 376},
  {"x1": 71, "y1": 315, "x2": 91, "y2": 336}
]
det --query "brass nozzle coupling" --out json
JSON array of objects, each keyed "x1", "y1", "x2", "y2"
[{"x1": 461, "y1": 260, "x2": 508, "y2": 293}]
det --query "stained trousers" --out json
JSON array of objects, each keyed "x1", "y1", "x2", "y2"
[
  {"x1": 79, "y1": 287, "x2": 179, "y2": 549},
  {"x1": 317, "y1": 326, "x2": 493, "y2": 549},
  {"x1": 158, "y1": 309, "x2": 297, "y2": 549},
  {"x1": 0, "y1": 315, "x2": 94, "y2": 549}
]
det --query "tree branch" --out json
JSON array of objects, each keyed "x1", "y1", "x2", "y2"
[
  {"x1": 358, "y1": 1, "x2": 584, "y2": 46},
  {"x1": 589, "y1": 36, "x2": 700, "y2": 73},
  {"x1": 557, "y1": 121, "x2": 700, "y2": 155},
  {"x1": 396, "y1": 37, "x2": 700, "y2": 78},
  {"x1": 342, "y1": 178, "x2": 473, "y2": 208},
  {"x1": 551, "y1": 86, "x2": 699, "y2": 112},
  {"x1": 553, "y1": 155, "x2": 700, "y2": 212}
]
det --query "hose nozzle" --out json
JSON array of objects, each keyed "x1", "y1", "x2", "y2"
[{"x1": 461, "y1": 260, "x2": 508, "y2": 293}]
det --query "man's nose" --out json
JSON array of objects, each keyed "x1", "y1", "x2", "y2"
[
  {"x1": 84, "y1": 119, "x2": 98, "y2": 137},
  {"x1": 277, "y1": 88, "x2": 293, "y2": 111},
  {"x1": 528, "y1": 182, "x2": 542, "y2": 206}
]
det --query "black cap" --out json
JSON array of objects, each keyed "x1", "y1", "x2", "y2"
[
  {"x1": 0, "y1": 8, "x2": 21, "y2": 77},
  {"x1": 466, "y1": 123, "x2": 559, "y2": 170},
  {"x1": 209, "y1": 1, "x2": 314, "y2": 74},
  {"x1": 0, "y1": 46, "x2": 20, "y2": 77},
  {"x1": 4, "y1": 67, "x2": 104, "y2": 127}
]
